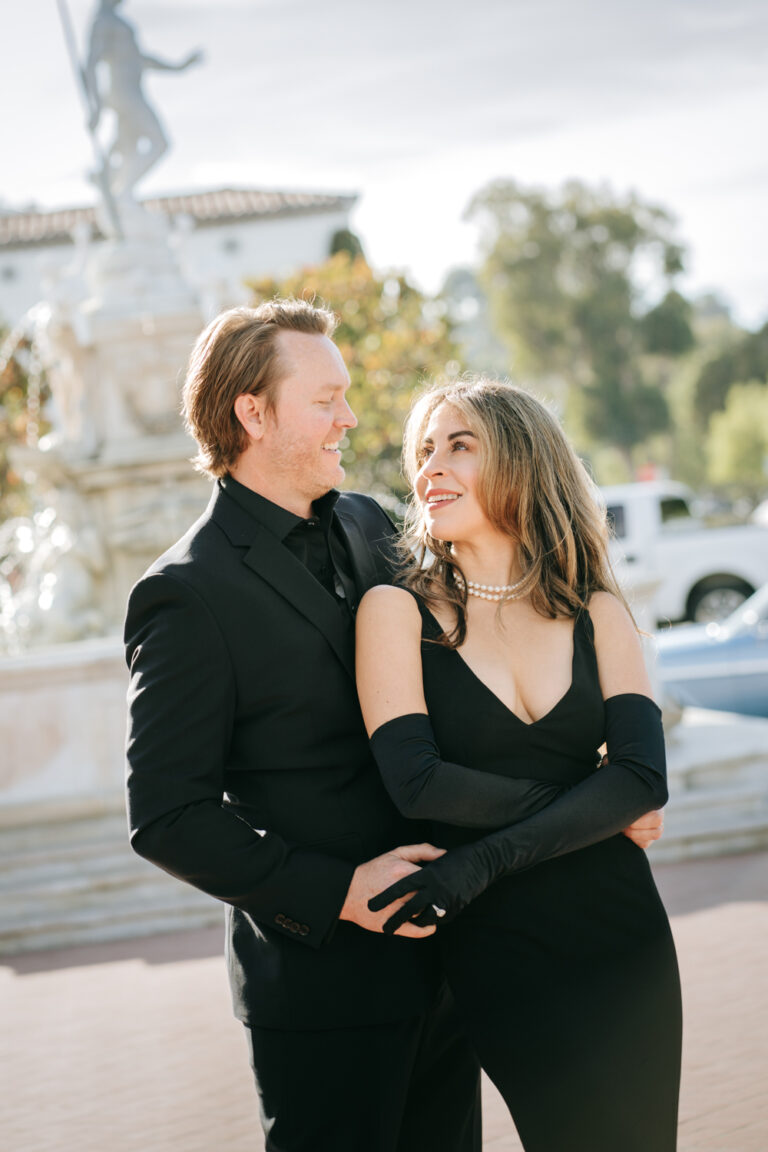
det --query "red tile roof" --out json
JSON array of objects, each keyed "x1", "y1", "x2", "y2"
[{"x1": 0, "y1": 187, "x2": 357, "y2": 249}]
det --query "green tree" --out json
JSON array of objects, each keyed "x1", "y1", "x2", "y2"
[
  {"x1": 652, "y1": 295, "x2": 743, "y2": 491},
  {"x1": 640, "y1": 290, "x2": 695, "y2": 356},
  {"x1": 329, "y1": 228, "x2": 365, "y2": 260},
  {"x1": 706, "y1": 380, "x2": 768, "y2": 497},
  {"x1": 466, "y1": 179, "x2": 691, "y2": 472},
  {"x1": 247, "y1": 252, "x2": 461, "y2": 500},
  {"x1": 695, "y1": 320, "x2": 768, "y2": 425}
]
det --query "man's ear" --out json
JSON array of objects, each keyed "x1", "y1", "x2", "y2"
[{"x1": 234, "y1": 392, "x2": 268, "y2": 442}]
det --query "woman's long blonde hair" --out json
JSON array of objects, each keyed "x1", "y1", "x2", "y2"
[{"x1": 399, "y1": 376, "x2": 630, "y2": 647}]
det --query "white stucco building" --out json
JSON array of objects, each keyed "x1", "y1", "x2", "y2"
[{"x1": 0, "y1": 186, "x2": 358, "y2": 326}]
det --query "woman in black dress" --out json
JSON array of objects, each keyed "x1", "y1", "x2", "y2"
[{"x1": 356, "y1": 378, "x2": 681, "y2": 1151}]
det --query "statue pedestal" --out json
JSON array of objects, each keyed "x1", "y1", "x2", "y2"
[
  {"x1": 86, "y1": 200, "x2": 200, "y2": 319},
  {"x1": 6, "y1": 214, "x2": 211, "y2": 645},
  {"x1": 20, "y1": 432, "x2": 211, "y2": 637}
]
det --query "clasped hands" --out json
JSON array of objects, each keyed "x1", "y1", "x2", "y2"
[{"x1": 362, "y1": 810, "x2": 665, "y2": 936}]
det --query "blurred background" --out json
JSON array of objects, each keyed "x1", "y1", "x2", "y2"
[
  {"x1": 1, "y1": 5, "x2": 768, "y2": 1149},
  {"x1": 2, "y1": 0, "x2": 768, "y2": 511}
]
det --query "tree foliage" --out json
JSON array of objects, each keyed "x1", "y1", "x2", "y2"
[
  {"x1": 246, "y1": 252, "x2": 461, "y2": 500},
  {"x1": 640, "y1": 290, "x2": 695, "y2": 356},
  {"x1": 329, "y1": 228, "x2": 365, "y2": 260},
  {"x1": 695, "y1": 320, "x2": 768, "y2": 425},
  {"x1": 466, "y1": 179, "x2": 691, "y2": 466},
  {"x1": 706, "y1": 380, "x2": 768, "y2": 496},
  {"x1": 0, "y1": 329, "x2": 49, "y2": 521}
]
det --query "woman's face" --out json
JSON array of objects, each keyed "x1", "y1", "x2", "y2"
[{"x1": 414, "y1": 402, "x2": 490, "y2": 543}]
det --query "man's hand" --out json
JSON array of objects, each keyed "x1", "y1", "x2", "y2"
[
  {"x1": 596, "y1": 755, "x2": 665, "y2": 851},
  {"x1": 623, "y1": 809, "x2": 664, "y2": 850},
  {"x1": 339, "y1": 844, "x2": 445, "y2": 937}
]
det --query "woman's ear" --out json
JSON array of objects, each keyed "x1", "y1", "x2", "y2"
[{"x1": 233, "y1": 393, "x2": 267, "y2": 442}]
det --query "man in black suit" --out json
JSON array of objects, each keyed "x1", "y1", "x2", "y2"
[{"x1": 125, "y1": 299, "x2": 481, "y2": 1152}]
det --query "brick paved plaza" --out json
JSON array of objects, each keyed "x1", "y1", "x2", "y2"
[{"x1": 3, "y1": 849, "x2": 767, "y2": 1152}]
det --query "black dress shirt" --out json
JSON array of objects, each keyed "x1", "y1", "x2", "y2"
[{"x1": 220, "y1": 476, "x2": 354, "y2": 616}]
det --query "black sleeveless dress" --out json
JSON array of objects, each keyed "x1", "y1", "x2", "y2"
[{"x1": 416, "y1": 600, "x2": 682, "y2": 1152}]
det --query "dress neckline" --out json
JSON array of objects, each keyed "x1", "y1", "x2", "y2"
[{"x1": 419, "y1": 599, "x2": 582, "y2": 729}]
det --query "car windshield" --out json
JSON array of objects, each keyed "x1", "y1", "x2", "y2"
[{"x1": 724, "y1": 584, "x2": 768, "y2": 637}]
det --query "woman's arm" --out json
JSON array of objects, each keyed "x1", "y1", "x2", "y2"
[
  {"x1": 368, "y1": 592, "x2": 668, "y2": 931},
  {"x1": 356, "y1": 586, "x2": 565, "y2": 828}
]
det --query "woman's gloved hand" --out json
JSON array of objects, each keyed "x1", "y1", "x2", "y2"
[{"x1": 368, "y1": 840, "x2": 496, "y2": 933}]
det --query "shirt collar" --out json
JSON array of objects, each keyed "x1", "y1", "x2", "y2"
[{"x1": 220, "y1": 475, "x2": 340, "y2": 541}]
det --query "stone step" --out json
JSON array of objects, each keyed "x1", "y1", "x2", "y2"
[
  {"x1": 2, "y1": 876, "x2": 212, "y2": 929},
  {"x1": 651, "y1": 807, "x2": 768, "y2": 862},
  {"x1": 0, "y1": 809, "x2": 127, "y2": 855},
  {"x1": 652, "y1": 775, "x2": 768, "y2": 861},
  {"x1": 0, "y1": 846, "x2": 148, "y2": 888},
  {"x1": 2, "y1": 858, "x2": 185, "y2": 909},
  {"x1": 667, "y1": 780, "x2": 768, "y2": 819},
  {"x1": 0, "y1": 808, "x2": 219, "y2": 955},
  {"x1": 0, "y1": 887, "x2": 221, "y2": 955}
]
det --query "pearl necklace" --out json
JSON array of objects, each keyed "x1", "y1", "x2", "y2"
[{"x1": 454, "y1": 571, "x2": 526, "y2": 602}]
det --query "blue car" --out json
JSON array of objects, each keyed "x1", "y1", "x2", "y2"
[{"x1": 655, "y1": 583, "x2": 768, "y2": 718}]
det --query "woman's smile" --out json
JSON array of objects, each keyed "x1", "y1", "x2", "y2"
[{"x1": 425, "y1": 489, "x2": 462, "y2": 510}]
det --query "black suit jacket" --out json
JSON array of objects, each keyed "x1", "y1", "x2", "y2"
[{"x1": 125, "y1": 483, "x2": 438, "y2": 1029}]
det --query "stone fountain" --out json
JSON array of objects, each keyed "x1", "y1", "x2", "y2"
[{"x1": 0, "y1": 1, "x2": 218, "y2": 952}]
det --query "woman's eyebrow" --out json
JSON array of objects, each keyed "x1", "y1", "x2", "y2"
[{"x1": 447, "y1": 430, "x2": 477, "y2": 441}]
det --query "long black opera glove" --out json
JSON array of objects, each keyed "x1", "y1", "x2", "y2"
[
  {"x1": 368, "y1": 693, "x2": 668, "y2": 934},
  {"x1": 369, "y1": 712, "x2": 565, "y2": 829}
]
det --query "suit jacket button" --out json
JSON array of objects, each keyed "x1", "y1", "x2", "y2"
[
  {"x1": 275, "y1": 914, "x2": 285, "y2": 926},
  {"x1": 299, "y1": 924, "x2": 309, "y2": 936}
]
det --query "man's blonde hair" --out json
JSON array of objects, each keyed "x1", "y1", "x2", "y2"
[{"x1": 182, "y1": 299, "x2": 336, "y2": 477}]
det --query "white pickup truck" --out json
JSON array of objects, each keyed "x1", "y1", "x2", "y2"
[{"x1": 601, "y1": 482, "x2": 768, "y2": 624}]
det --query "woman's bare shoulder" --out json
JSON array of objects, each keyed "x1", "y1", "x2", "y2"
[
  {"x1": 587, "y1": 590, "x2": 637, "y2": 637},
  {"x1": 357, "y1": 584, "x2": 421, "y2": 629},
  {"x1": 587, "y1": 591, "x2": 652, "y2": 698}
]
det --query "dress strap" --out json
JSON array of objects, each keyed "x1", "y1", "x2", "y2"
[
  {"x1": 576, "y1": 605, "x2": 595, "y2": 645},
  {"x1": 395, "y1": 583, "x2": 446, "y2": 641},
  {"x1": 573, "y1": 605, "x2": 600, "y2": 685}
]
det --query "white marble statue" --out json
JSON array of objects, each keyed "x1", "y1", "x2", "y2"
[{"x1": 84, "y1": 0, "x2": 202, "y2": 202}]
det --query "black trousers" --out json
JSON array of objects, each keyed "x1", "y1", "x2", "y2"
[{"x1": 244, "y1": 982, "x2": 481, "y2": 1152}]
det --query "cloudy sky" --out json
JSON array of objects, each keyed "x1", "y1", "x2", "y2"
[{"x1": 3, "y1": 0, "x2": 768, "y2": 324}]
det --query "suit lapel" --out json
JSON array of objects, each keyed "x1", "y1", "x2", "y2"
[
  {"x1": 243, "y1": 530, "x2": 354, "y2": 677},
  {"x1": 334, "y1": 499, "x2": 381, "y2": 598},
  {"x1": 211, "y1": 486, "x2": 355, "y2": 679}
]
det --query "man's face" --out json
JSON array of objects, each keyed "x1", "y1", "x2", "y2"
[{"x1": 259, "y1": 330, "x2": 356, "y2": 515}]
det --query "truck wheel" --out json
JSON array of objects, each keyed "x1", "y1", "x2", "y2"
[{"x1": 687, "y1": 578, "x2": 754, "y2": 624}]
